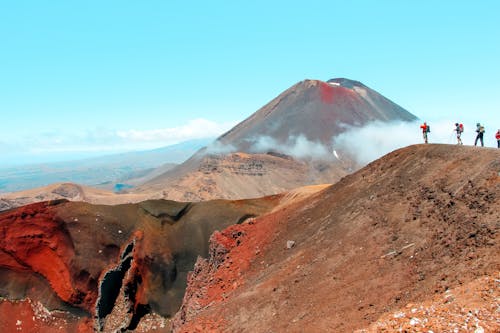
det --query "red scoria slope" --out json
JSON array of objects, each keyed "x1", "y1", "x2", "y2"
[
  {"x1": 173, "y1": 144, "x2": 500, "y2": 332},
  {"x1": 0, "y1": 200, "x2": 93, "y2": 308},
  {"x1": 0, "y1": 196, "x2": 280, "y2": 331}
]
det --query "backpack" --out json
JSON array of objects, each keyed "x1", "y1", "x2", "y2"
[
  {"x1": 426, "y1": 125, "x2": 430, "y2": 133},
  {"x1": 459, "y1": 124, "x2": 464, "y2": 133},
  {"x1": 479, "y1": 126, "x2": 485, "y2": 133}
]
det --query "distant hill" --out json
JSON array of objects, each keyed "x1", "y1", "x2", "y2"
[
  {"x1": 136, "y1": 152, "x2": 355, "y2": 202},
  {"x1": 0, "y1": 138, "x2": 212, "y2": 193},
  {"x1": 0, "y1": 182, "x2": 159, "y2": 212}
]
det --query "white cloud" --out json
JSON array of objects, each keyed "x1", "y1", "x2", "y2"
[
  {"x1": 332, "y1": 119, "x2": 499, "y2": 166},
  {"x1": 333, "y1": 121, "x2": 419, "y2": 165},
  {"x1": 205, "y1": 141, "x2": 237, "y2": 154},
  {"x1": 3, "y1": 116, "x2": 496, "y2": 168},
  {"x1": 116, "y1": 118, "x2": 236, "y2": 143},
  {"x1": 251, "y1": 134, "x2": 331, "y2": 159},
  {"x1": 0, "y1": 118, "x2": 237, "y2": 166}
]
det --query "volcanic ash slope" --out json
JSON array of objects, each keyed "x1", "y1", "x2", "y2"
[{"x1": 173, "y1": 144, "x2": 500, "y2": 333}]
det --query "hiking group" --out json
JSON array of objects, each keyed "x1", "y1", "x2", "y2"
[{"x1": 420, "y1": 122, "x2": 499, "y2": 148}]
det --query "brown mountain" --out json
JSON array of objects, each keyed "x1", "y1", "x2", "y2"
[
  {"x1": 134, "y1": 151, "x2": 355, "y2": 202},
  {"x1": 218, "y1": 78, "x2": 416, "y2": 150},
  {"x1": 135, "y1": 78, "x2": 417, "y2": 201},
  {"x1": 173, "y1": 144, "x2": 500, "y2": 332}
]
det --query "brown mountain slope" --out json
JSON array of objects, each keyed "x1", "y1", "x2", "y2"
[
  {"x1": 173, "y1": 144, "x2": 500, "y2": 332},
  {"x1": 135, "y1": 152, "x2": 354, "y2": 202}
]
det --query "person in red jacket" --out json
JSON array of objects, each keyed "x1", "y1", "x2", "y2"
[
  {"x1": 455, "y1": 123, "x2": 464, "y2": 145},
  {"x1": 495, "y1": 129, "x2": 500, "y2": 148},
  {"x1": 420, "y1": 122, "x2": 430, "y2": 144}
]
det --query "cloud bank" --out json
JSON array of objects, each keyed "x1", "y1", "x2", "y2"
[
  {"x1": 116, "y1": 118, "x2": 236, "y2": 143},
  {"x1": 202, "y1": 134, "x2": 333, "y2": 160},
  {"x1": 0, "y1": 118, "x2": 236, "y2": 166},
  {"x1": 332, "y1": 119, "x2": 499, "y2": 165},
  {"x1": 250, "y1": 135, "x2": 331, "y2": 159},
  {"x1": 4, "y1": 116, "x2": 496, "y2": 168},
  {"x1": 201, "y1": 119, "x2": 498, "y2": 165}
]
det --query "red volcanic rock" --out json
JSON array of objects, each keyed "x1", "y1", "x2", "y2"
[
  {"x1": 0, "y1": 201, "x2": 91, "y2": 308},
  {"x1": 173, "y1": 209, "x2": 288, "y2": 332},
  {"x1": 319, "y1": 80, "x2": 355, "y2": 104},
  {"x1": 0, "y1": 298, "x2": 93, "y2": 333},
  {"x1": 0, "y1": 196, "x2": 279, "y2": 331},
  {"x1": 95, "y1": 230, "x2": 159, "y2": 331}
]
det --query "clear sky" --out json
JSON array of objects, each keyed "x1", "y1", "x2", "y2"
[{"x1": 1, "y1": 1, "x2": 499, "y2": 165}]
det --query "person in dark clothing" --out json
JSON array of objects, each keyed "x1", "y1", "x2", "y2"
[
  {"x1": 454, "y1": 123, "x2": 463, "y2": 145},
  {"x1": 474, "y1": 123, "x2": 485, "y2": 147}
]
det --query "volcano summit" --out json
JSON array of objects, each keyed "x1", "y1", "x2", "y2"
[
  {"x1": 136, "y1": 78, "x2": 417, "y2": 202},
  {"x1": 218, "y1": 78, "x2": 416, "y2": 151}
]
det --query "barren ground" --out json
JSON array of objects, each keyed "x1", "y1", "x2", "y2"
[{"x1": 173, "y1": 144, "x2": 500, "y2": 332}]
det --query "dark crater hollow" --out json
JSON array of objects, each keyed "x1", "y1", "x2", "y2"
[{"x1": 96, "y1": 242, "x2": 134, "y2": 324}]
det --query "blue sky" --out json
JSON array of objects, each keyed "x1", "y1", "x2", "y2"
[{"x1": 1, "y1": 1, "x2": 499, "y2": 165}]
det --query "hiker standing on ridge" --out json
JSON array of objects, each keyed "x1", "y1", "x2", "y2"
[
  {"x1": 420, "y1": 122, "x2": 430, "y2": 144},
  {"x1": 474, "y1": 123, "x2": 485, "y2": 147},
  {"x1": 495, "y1": 129, "x2": 500, "y2": 148},
  {"x1": 455, "y1": 123, "x2": 464, "y2": 145}
]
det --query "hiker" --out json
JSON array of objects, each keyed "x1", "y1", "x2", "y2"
[
  {"x1": 420, "y1": 122, "x2": 430, "y2": 144},
  {"x1": 474, "y1": 123, "x2": 485, "y2": 147},
  {"x1": 454, "y1": 123, "x2": 464, "y2": 145},
  {"x1": 496, "y1": 129, "x2": 500, "y2": 148}
]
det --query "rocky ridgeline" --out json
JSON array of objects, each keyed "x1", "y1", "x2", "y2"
[{"x1": 198, "y1": 154, "x2": 267, "y2": 176}]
